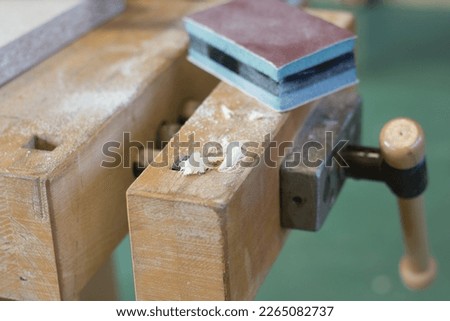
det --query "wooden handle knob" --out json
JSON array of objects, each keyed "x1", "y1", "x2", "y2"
[
  {"x1": 380, "y1": 118, "x2": 436, "y2": 290},
  {"x1": 380, "y1": 118, "x2": 426, "y2": 170}
]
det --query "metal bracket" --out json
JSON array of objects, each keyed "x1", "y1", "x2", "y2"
[
  {"x1": 280, "y1": 91, "x2": 362, "y2": 231},
  {"x1": 280, "y1": 93, "x2": 433, "y2": 289}
]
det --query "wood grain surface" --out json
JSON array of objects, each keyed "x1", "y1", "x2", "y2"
[
  {"x1": 127, "y1": 8, "x2": 356, "y2": 300},
  {"x1": 0, "y1": 0, "x2": 219, "y2": 300}
]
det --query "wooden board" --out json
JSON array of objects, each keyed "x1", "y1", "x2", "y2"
[
  {"x1": 0, "y1": 0, "x2": 219, "y2": 301},
  {"x1": 127, "y1": 9, "x2": 356, "y2": 301},
  {"x1": 0, "y1": 0, "x2": 126, "y2": 87}
]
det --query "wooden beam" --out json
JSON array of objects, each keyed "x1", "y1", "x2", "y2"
[
  {"x1": 0, "y1": 0, "x2": 219, "y2": 300},
  {"x1": 127, "y1": 8, "x2": 356, "y2": 300},
  {"x1": 127, "y1": 83, "x2": 313, "y2": 300}
]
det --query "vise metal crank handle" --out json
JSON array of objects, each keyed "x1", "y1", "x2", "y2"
[{"x1": 280, "y1": 93, "x2": 436, "y2": 290}]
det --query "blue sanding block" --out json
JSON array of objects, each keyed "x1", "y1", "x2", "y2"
[{"x1": 184, "y1": 0, "x2": 358, "y2": 112}]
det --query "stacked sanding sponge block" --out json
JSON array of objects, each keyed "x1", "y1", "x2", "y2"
[{"x1": 184, "y1": 0, "x2": 358, "y2": 112}]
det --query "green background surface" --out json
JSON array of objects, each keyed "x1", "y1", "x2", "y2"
[{"x1": 112, "y1": 1, "x2": 450, "y2": 300}]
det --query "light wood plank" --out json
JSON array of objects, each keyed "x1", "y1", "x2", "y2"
[
  {"x1": 127, "y1": 8, "x2": 356, "y2": 301},
  {"x1": 127, "y1": 83, "x2": 308, "y2": 300},
  {"x1": 0, "y1": 0, "x2": 219, "y2": 300}
]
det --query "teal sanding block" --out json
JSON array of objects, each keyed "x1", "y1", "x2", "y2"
[{"x1": 184, "y1": 0, "x2": 358, "y2": 111}]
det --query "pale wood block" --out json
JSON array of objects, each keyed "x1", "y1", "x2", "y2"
[
  {"x1": 0, "y1": 0, "x2": 219, "y2": 300},
  {"x1": 127, "y1": 83, "x2": 315, "y2": 300},
  {"x1": 127, "y1": 8, "x2": 356, "y2": 301}
]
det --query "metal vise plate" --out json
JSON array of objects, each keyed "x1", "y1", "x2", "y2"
[{"x1": 280, "y1": 91, "x2": 362, "y2": 231}]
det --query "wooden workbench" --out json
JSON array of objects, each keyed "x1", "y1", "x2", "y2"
[
  {"x1": 0, "y1": 0, "x2": 218, "y2": 300},
  {"x1": 127, "y1": 7, "x2": 356, "y2": 301},
  {"x1": 0, "y1": 0, "x2": 356, "y2": 301}
]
